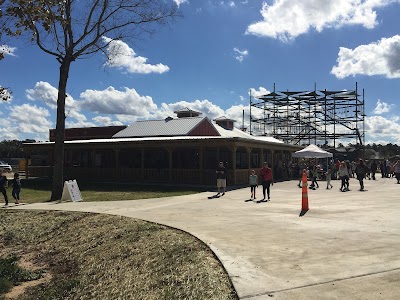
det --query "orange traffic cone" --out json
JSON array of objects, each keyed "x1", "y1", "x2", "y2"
[{"x1": 301, "y1": 169, "x2": 309, "y2": 212}]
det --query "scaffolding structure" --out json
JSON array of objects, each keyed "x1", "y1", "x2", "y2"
[{"x1": 250, "y1": 83, "x2": 366, "y2": 147}]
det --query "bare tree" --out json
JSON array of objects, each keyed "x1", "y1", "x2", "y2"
[
  {"x1": 2, "y1": 0, "x2": 180, "y2": 200},
  {"x1": 0, "y1": 0, "x2": 12, "y2": 100}
]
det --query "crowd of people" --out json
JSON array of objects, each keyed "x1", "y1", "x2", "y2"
[
  {"x1": 215, "y1": 158, "x2": 400, "y2": 203},
  {"x1": 296, "y1": 158, "x2": 400, "y2": 192}
]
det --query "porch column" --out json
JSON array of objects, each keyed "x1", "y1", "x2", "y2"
[
  {"x1": 141, "y1": 148, "x2": 145, "y2": 178},
  {"x1": 232, "y1": 145, "x2": 237, "y2": 185},
  {"x1": 247, "y1": 147, "x2": 252, "y2": 170},
  {"x1": 260, "y1": 148, "x2": 264, "y2": 168},
  {"x1": 25, "y1": 150, "x2": 31, "y2": 179},
  {"x1": 270, "y1": 149, "x2": 275, "y2": 180},
  {"x1": 114, "y1": 148, "x2": 120, "y2": 179},
  {"x1": 49, "y1": 149, "x2": 54, "y2": 178},
  {"x1": 199, "y1": 147, "x2": 204, "y2": 170},
  {"x1": 91, "y1": 148, "x2": 96, "y2": 168},
  {"x1": 167, "y1": 147, "x2": 174, "y2": 183},
  {"x1": 199, "y1": 147, "x2": 204, "y2": 184}
]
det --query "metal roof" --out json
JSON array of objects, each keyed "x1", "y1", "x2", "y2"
[
  {"x1": 113, "y1": 117, "x2": 207, "y2": 138},
  {"x1": 26, "y1": 117, "x2": 291, "y2": 147},
  {"x1": 214, "y1": 116, "x2": 236, "y2": 122},
  {"x1": 24, "y1": 135, "x2": 295, "y2": 149}
]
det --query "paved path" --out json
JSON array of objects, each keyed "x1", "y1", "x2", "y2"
[{"x1": 9, "y1": 177, "x2": 400, "y2": 299}]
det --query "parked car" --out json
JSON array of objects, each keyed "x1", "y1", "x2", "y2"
[{"x1": 0, "y1": 161, "x2": 12, "y2": 172}]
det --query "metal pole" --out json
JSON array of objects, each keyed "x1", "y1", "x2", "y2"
[{"x1": 249, "y1": 89, "x2": 252, "y2": 135}]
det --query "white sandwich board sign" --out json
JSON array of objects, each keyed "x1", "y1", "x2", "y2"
[{"x1": 61, "y1": 179, "x2": 83, "y2": 202}]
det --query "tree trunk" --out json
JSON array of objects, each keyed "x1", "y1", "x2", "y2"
[{"x1": 50, "y1": 58, "x2": 71, "y2": 201}]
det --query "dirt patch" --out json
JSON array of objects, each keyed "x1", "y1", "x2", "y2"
[{"x1": 0, "y1": 210, "x2": 238, "y2": 300}]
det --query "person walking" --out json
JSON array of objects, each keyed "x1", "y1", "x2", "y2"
[
  {"x1": 355, "y1": 158, "x2": 367, "y2": 191},
  {"x1": 338, "y1": 161, "x2": 350, "y2": 192},
  {"x1": 216, "y1": 161, "x2": 226, "y2": 196},
  {"x1": 249, "y1": 170, "x2": 258, "y2": 200},
  {"x1": 297, "y1": 160, "x2": 306, "y2": 188},
  {"x1": 259, "y1": 162, "x2": 273, "y2": 202},
  {"x1": 0, "y1": 170, "x2": 9, "y2": 207},
  {"x1": 325, "y1": 168, "x2": 333, "y2": 189},
  {"x1": 386, "y1": 159, "x2": 391, "y2": 178},
  {"x1": 380, "y1": 160, "x2": 386, "y2": 178},
  {"x1": 394, "y1": 160, "x2": 400, "y2": 184},
  {"x1": 10, "y1": 172, "x2": 21, "y2": 205},
  {"x1": 310, "y1": 165, "x2": 319, "y2": 190},
  {"x1": 370, "y1": 161, "x2": 377, "y2": 180}
]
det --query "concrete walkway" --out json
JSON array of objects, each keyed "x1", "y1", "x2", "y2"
[{"x1": 8, "y1": 177, "x2": 400, "y2": 299}]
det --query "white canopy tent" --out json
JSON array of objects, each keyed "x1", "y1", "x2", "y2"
[{"x1": 292, "y1": 144, "x2": 333, "y2": 158}]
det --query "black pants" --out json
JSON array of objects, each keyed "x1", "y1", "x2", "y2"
[
  {"x1": 357, "y1": 175, "x2": 364, "y2": 190},
  {"x1": 0, "y1": 188, "x2": 8, "y2": 205},
  {"x1": 12, "y1": 188, "x2": 20, "y2": 201},
  {"x1": 262, "y1": 180, "x2": 272, "y2": 199},
  {"x1": 340, "y1": 176, "x2": 349, "y2": 190},
  {"x1": 311, "y1": 176, "x2": 319, "y2": 188}
]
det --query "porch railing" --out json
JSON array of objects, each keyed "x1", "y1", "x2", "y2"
[{"x1": 26, "y1": 166, "x2": 262, "y2": 186}]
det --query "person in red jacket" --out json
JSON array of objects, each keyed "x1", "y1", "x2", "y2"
[{"x1": 259, "y1": 162, "x2": 273, "y2": 202}]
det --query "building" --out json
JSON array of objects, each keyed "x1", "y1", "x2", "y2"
[{"x1": 24, "y1": 108, "x2": 301, "y2": 186}]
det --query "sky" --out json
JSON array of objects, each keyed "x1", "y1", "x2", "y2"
[{"x1": 1, "y1": 0, "x2": 400, "y2": 145}]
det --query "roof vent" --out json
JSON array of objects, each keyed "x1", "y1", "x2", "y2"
[
  {"x1": 174, "y1": 107, "x2": 201, "y2": 118},
  {"x1": 165, "y1": 116, "x2": 174, "y2": 122},
  {"x1": 214, "y1": 116, "x2": 236, "y2": 130}
]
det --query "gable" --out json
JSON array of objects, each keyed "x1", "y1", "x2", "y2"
[{"x1": 188, "y1": 118, "x2": 220, "y2": 136}]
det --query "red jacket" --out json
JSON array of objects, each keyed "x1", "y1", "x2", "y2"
[{"x1": 260, "y1": 167, "x2": 273, "y2": 181}]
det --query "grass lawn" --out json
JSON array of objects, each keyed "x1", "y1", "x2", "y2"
[
  {"x1": 6, "y1": 179, "x2": 205, "y2": 204},
  {"x1": 0, "y1": 210, "x2": 238, "y2": 300}
]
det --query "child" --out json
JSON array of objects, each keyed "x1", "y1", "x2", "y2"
[
  {"x1": 10, "y1": 172, "x2": 21, "y2": 205},
  {"x1": 0, "y1": 169, "x2": 8, "y2": 207},
  {"x1": 249, "y1": 170, "x2": 258, "y2": 200},
  {"x1": 325, "y1": 168, "x2": 333, "y2": 190}
]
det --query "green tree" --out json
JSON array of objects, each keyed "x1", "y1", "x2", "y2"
[
  {"x1": 2, "y1": 0, "x2": 179, "y2": 200},
  {"x1": 0, "y1": 139, "x2": 24, "y2": 158}
]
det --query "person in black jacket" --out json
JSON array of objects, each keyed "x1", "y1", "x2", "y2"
[
  {"x1": 0, "y1": 169, "x2": 9, "y2": 207},
  {"x1": 355, "y1": 159, "x2": 367, "y2": 191},
  {"x1": 370, "y1": 161, "x2": 377, "y2": 180},
  {"x1": 10, "y1": 172, "x2": 21, "y2": 205}
]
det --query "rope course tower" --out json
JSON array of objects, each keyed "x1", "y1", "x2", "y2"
[{"x1": 249, "y1": 83, "x2": 366, "y2": 147}]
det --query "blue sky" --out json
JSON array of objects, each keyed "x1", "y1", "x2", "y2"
[{"x1": 1, "y1": 0, "x2": 400, "y2": 145}]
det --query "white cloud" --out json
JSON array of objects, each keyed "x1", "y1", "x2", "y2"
[
  {"x1": 0, "y1": 45, "x2": 17, "y2": 57},
  {"x1": 226, "y1": 104, "x2": 249, "y2": 125},
  {"x1": 365, "y1": 115, "x2": 400, "y2": 142},
  {"x1": 249, "y1": 87, "x2": 270, "y2": 98},
  {"x1": 229, "y1": 1, "x2": 236, "y2": 7},
  {"x1": 153, "y1": 100, "x2": 225, "y2": 121},
  {"x1": 26, "y1": 81, "x2": 76, "y2": 109},
  {"x1": 233, "y1": 47, "x2": 248, "y2": 62},
  {"x1": 331, "y1": 35, "x2": 400, "y2": 79},
  {"x1": 174, "y1": 0, "x2": 188, "y2": 6},
  {"x1": 0, "y1": 104, "x2": 53, "y2": 140},
  {"x1": 92, "y1": 116, "x2": 124, "y2": 126},
  {"x1": 102, "y1": 37, "x2": 170, "y2": 74},
  {"x1": 372, "y1": 99, "x2": 394, "y2": 114},
  {"x1": 79, "y1": 86, "x2": 157, "y2": 116},
  {"x1": 246, "y1": 0, "x2": 396, "y2": 41}
]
